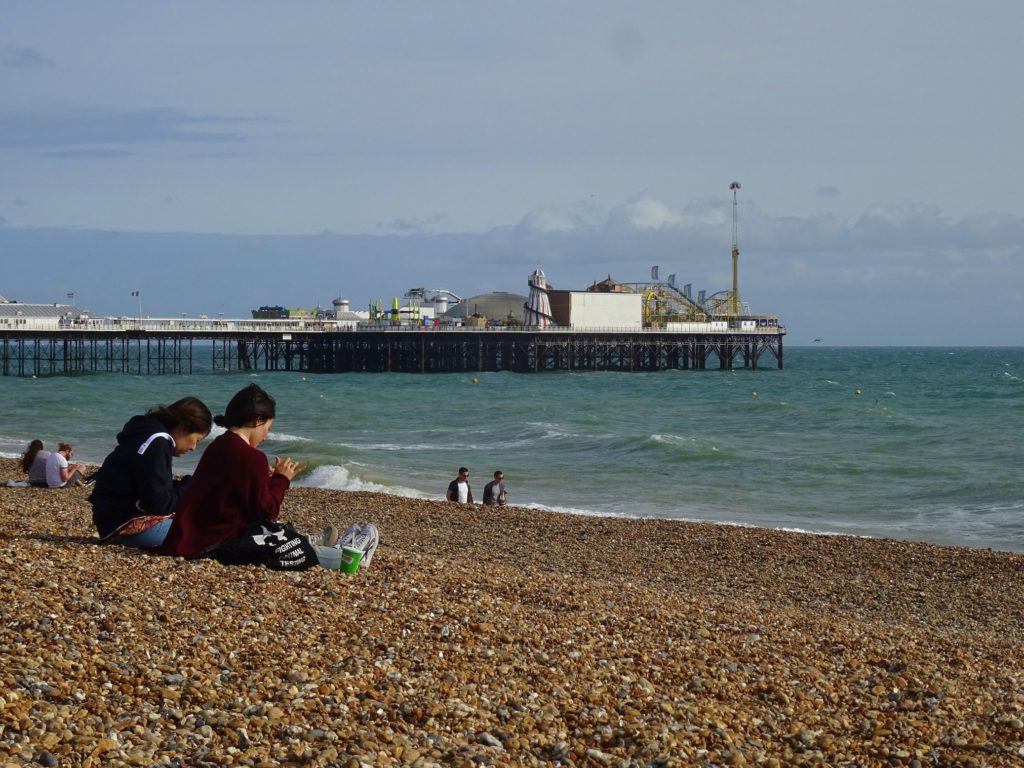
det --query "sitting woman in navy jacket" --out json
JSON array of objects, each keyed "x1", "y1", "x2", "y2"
[{"x1": 89, "y1": 396, "x2": 212, "y2": 548}]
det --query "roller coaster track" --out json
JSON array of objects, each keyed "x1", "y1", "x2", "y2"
[{"x1": 628, "y1": 282, "x2": 710, "y2": 324}]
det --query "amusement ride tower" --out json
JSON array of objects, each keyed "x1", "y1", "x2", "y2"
[{"x1": 729, "y1": 181, "x2": 741, "y2": 318}]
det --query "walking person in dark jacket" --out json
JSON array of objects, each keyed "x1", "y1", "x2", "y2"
[
  {"x1": 89, "y1": 396, "x2": 212, "y2": 548},
  {"x1": 446, "y1": 467, "x2": 473, "y2": 504}
]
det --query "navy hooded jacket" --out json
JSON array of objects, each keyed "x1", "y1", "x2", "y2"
[{"x1": 89, "y1": 414, "x2": 188, "y2": 539}]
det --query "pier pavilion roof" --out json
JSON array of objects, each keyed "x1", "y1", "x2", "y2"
[
  {"x1": 443, "y1": 292, "x2": 527, "y2": 321},
  {"x1": 0, "y1": 302, "x2": 87, "y2": 318}
]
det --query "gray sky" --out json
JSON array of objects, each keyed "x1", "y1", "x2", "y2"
[{"x1": 2, "y1": 1, "x2": 1022, "y2": 344}]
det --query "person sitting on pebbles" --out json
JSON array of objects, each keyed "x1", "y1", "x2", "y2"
[
  {"x1": 89, "y1": 396, "x2": 213, "y2": 548},
  {"x1": 21, "y1": 439, "x2": 51, "y2": 487},
  {"x1": 160, "y1": 383, "x2": 378, "y2": 571},
  {"x1": 45, "y1": 442, "x2": 87, "y2": 489},
  {"x1": 4, "y1": 439, "x2": 53, "y2": 488}
]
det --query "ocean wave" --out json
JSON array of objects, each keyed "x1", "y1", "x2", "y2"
[
  {"x1": 294, "y1": 463, "x2": 431, "y2": 498},
  {"x1": 521, "y1": 421, "x2": 590, "y2": 442},
  {"x1": 328, "y1": 440, "x2": 448, "y2": 452},
  {"x1": 516, "y1": 501, "x2": 711, "y2": 525},
  {"x1": 265, "y1": 431, "x2": 312, "y2": 443},
  {"x1": 517, "y1": 501, "x2": 651, "y2": 519},
  {"x1": 318, "y1": 421, "x2": 592, "y2": 453},
  {"x1": 645, "y1": 433, "x2": 737, "y2": 460}
]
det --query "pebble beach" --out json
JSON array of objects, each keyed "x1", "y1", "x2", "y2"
[{"x1": 1, "y1": 456, "x2": 1023, "y2": 767}]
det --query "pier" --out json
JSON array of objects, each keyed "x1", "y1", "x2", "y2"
[
  {"x1": 0, "y1": 321, "x2": 784, "y2": 377},
  {"x1": 2, "y1": 181, "x2": 790, "y2": 378}
]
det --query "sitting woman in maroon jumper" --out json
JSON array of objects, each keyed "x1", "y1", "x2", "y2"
[{"x1": 161, "y1": 383, "x2": 344, "y2": 570}]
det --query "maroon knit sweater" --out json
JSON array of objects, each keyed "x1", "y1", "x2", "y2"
[{"x1": 161, "y1": 430, "x2": 290, "y2": 558}]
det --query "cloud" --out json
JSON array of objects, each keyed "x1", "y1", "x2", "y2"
[
  {"x1": 478, "y1": 195, "x2": 1024, "y2": 296},
  {"x1": 2, "y1": 45, "x2": 54, "y2": 70},
  {"x1": 10, "y1": 198, "x2": 28, "y2": 207},
  {"x1": 1, "y1": 196, "x2": 1021, "y2": 345},
  {"x1": 0, "y1": 107, "x2": 255, "y2": 151},
  {"x1": 843, "y1": 202, "x2": 1024, "y2": 253},
  {"x1": 608, "y1": 193, "x2": 684, "y2": 231},
  {"x1": 816, "y1": 185, "x2": 841, "y2": 199},
  {"x1": 516, "y1": 206, "x2": 585, "y2": 234},
  {"x1": 377, "y1": 214, "x2": 450, "y2": 234}
]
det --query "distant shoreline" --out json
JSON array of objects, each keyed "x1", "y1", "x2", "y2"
[{"x1": 4, "y1": 452, "x2": 1022, "y2": 555}]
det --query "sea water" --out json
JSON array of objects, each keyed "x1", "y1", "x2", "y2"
[{"x1": 1, "y1": 347, "x2": 1021, "y2": 552}]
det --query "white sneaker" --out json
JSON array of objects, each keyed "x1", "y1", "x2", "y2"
[
  {"x1": 351, "y1": 523, "x2": 379, "y2": 569},
  {"x1": 307, "y1": 524, "x2": 340, "y2": 548},
  {"x1": 337, "y1": 523, "x2": 360, "y2": 549}
]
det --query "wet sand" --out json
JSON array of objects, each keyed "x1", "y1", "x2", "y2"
[{"x1": 1, "y1": 456, "x2": 1023, "y2": 767}]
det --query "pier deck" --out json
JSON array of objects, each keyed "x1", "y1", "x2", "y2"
[{"x1": 0, "y1": 326, "x2": 784, "y2": 377}]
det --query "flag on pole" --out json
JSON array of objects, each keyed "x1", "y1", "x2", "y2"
[
  {"x1": 66, "y1": 292, "x2": 74, "y2": 298},
  {"x1": 650, "y1": 266, "x2": 659, "y2": 280}
]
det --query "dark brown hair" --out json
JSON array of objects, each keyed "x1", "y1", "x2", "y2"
[
  {"x1": 148, "y1": 396, "x2": 213, "y2": 436},
  {"x1": 214, "y1": 384, "x2": 276, "y2": 429},
  {"x1": 20, "y1": 439, "x2": 44, "y2": 473}
]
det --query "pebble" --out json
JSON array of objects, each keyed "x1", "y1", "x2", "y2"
[
  {"x1": 1, "y1": 457, "x2": 1022, "y2": 766},
  {"x1": 477, "y1": 732, "x2": 503, "y2": 749}
]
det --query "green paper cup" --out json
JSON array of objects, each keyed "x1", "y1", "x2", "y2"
[{"x1": 340, "y1": 546, "x2": 362, "y2": 574}]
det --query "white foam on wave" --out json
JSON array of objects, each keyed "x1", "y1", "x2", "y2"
[
  {"x1": 519, "y1": 500, "x2": 717, "y2": 525},
  {"x1": 650, "y1": 433, "x2": 706, "y2": 449},
  {"x1": 331, "y1": 441, "x2": 439, "y2": 452},
  {"x1": 0, "y1": 432, "x2": 36, "y2": 457},
  {"x1": 519, "y1": 502, "x2": 626, "y2": 518},
  {"x1": 525, "y1": 421, "x2": 584, "y2": 440},
  {"x1": 294, "y1": 463, "x2": 431, "y2": 499},
  {"x1": 771, "y1": 525, "x2": 864, "y2": 539},
  {"x1": 266, "y1": 430, "x2": 312, "y2": 443},
  {"x1": 515, "y1": 502, "x2": 869, "y2": 541}
]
